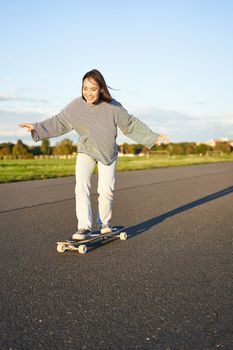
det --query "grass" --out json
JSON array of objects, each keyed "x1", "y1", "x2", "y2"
[{"x1": 0, "y1": 154, "x2": 233, "y2": 183}]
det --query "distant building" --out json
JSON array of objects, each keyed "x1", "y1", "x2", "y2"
[
  {"x1": 205, "y1": 138, "x2": 233, "y2": 147},
  {"x1": 205, "y1": 139, "x2": 216, "y2": 147}
]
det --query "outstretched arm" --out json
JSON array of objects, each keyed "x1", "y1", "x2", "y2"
[
  {"x1": 116, "y1": 106, "x2": 161, "y2": 149},
  {"x1": 19, "y1": 111, "x2": 73, "y2": 141}
]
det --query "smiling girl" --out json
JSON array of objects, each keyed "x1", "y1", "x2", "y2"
[{"x1": 19, "y1": 69, "x2": 163, "y2": 239}]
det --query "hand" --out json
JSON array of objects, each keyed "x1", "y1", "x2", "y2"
[
  {"x1": 156, "y1": 134, "x2": 169, "y2": 145},
  {"x1": 19, "y1": 123, "x2": 34, "y2": 132}
]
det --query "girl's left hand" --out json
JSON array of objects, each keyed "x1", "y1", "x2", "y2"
[{"x1": 156, "y1": 134, "x2": 169, "y2": 145}]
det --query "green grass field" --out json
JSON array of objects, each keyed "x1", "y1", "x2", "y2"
[{"x1": 0, "y1": 154, "x2": 233, "y2": 183}]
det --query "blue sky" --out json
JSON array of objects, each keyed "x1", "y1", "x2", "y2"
[{"x1": 0, "y1": 0, "x2": 233, "y2": 145}]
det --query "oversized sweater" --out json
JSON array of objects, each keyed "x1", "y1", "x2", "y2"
[{"x1": 31, "y1": 97, "x2": 160, "y2": 165}]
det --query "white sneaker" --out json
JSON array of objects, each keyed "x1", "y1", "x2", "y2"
[
  {"x1": 72, "y1": 229, "x2": 91, "y2": 240},
  {"x1": 100, "y1": 225, "x2": 113, "y2": 234}
]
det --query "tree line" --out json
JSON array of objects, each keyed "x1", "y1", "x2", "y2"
[
  {"x1": 0, "y1": 139, "x2": 232, "y2": 159},
  {"x1": 0, "y1": 139, "x2": 76, "y2": 159}
]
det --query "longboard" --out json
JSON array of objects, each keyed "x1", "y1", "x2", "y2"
[{"x1": 56, "y1": 227, "x2": 127, "y2": 254}]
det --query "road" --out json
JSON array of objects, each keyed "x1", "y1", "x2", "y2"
[{"x1": 0, "y1": 162, "x2": 233, "y2": 349}]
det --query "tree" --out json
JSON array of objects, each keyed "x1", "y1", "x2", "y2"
[
  {"x1": 134, "y1": 144, "x2": 143, "y2": 155},
  {"x1": 53, "y1": 138, "x2": 74, "y2": 155},
  {"x1": 41, "y1": 139, "x2": 51, "y2": 155},
  {"x1": 214, "y1": 142, "x2": 231, "y2": 154},
  {"x1": 0, "y1": 142, "x2": 14, "y2": 156},
  {"x1": 120, "y1": 143, "x2": 137, "y2": 154},
  {"x1": 29, "y1": 145, "x2": 42, "y2": 156},
  {"x1": 168, "y1": 143, "x2": 185, "y2": 155},
  {"x1": 185, "y1": 143, "x2": 196, "y2": 155},
  {"x1": 12, "y1": 140, "x2": 32, "y2": 158},
  {"x1": 195, "y1": 143, "x2": 211, "y2": 155}
]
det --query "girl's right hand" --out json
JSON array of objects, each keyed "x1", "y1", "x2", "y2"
[{"x1": 19, "y1": 123, "x2": 34, "y2": 132}]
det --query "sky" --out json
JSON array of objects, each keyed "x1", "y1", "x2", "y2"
[{"x1": 0, "y1": 0, "x2": 233, "y2": 146}]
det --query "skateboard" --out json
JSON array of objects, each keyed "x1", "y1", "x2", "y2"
[{"x1": 56, "y1": 227, "x2": 127, "y2": 254}]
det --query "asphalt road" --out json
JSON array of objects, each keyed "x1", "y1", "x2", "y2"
[{"x1": 0, "y1": 162, "x2": 233, "y2": 350}]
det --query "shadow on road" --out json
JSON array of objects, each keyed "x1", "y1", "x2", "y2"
[
  {"x1": 124, "y1": 185, "x2": 233, "y2": 238},
  {"x1": 60, "y1": 186, "x2": 233, "y2": 254}
]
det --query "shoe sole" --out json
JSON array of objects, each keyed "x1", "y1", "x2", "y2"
[
  {"x1": 101, "y1": 228, "x2": 112, "y2": 234},
  {"x1": 72, "y1": 233, "x2": 91, "y2": 240}
]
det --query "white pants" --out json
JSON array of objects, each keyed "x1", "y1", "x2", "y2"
[{"x1": 75, "y1": 153, "x2": 117, "y2": 230}]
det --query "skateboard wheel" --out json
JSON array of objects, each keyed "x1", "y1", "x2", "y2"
[
  {"x1": 78, "y1": 244, "x2": 87, "y2": 254},
  {"x1": 57, "y1": 243, "x2": 66, "y2": 253},
  {"x1": 120, "y1": 232, "x2": 127, "y2": 241}
]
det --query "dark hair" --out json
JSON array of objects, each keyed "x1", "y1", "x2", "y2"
[{"x1": 82, "y1": 69, "x2": 112, "y2": 103}]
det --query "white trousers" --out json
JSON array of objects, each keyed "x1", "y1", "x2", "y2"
[{"x1": 75, "y1": 153, "x2": 117, "y2": 230}]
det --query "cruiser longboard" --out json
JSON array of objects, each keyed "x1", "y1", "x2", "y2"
[{"x1": 56, "y1": 227, "x2": 127, "y2": 254}]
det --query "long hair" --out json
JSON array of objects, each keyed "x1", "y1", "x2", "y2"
[{"x1": 82, "y1": 69, "x2": 112, "y2": 103}]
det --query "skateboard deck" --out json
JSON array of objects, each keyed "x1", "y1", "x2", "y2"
[{"x1": 56, "y1": 227, "x2": 127, "y2": 254}]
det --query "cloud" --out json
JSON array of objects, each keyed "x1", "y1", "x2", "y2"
[
  {"x1": 0, "y1": 123, "x2": 28, "y2": 137},
  {"x1": 0, "y1": 107, "x2": 74, "y2": 145},
  {"x1": 0, "y1": 93, "x2": 49, "y2": 103},
  {"x1": 0, "y1": 108, "x2": 53, "y2": 142},
  {"x1": 130, "y1": 106, "x2": 233, "y2": 142},
  {"x1": 0, "y1": 107, "x2": 48, "y2": 120}
]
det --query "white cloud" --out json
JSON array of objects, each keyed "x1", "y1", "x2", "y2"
[
  {"x1": 0, "y1": 107, "x2": 55, "y2": 115},
  {"x1": 130, "y1": 106, "x2": 233, "y2": 142},
  {"x1": 0, "y1": 124, "x2": 27, "y2": 136},
  {"x1": 0, "y1": 107, "x2": 75, "y2": 145},
  {"x1": 0, "y1": 108, "x2": 54, "y2": 143},
  {"x1": 0, "y1": 92, "x2": 49, "y2": 103}
]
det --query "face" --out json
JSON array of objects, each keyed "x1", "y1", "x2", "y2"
[{"x1": 82, "y1": 78, "x2": 102, "y2": 104}]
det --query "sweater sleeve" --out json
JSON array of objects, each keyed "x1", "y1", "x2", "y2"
[
  {"x1": 116, "y1": 106, "x2": 160, "y2": 149},
  {"x1": 31, "y1": 109, "x2": 73, "y2": 142}
]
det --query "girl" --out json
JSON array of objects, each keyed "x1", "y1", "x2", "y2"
[{"x1": 19, "y1": 69, "x2": 163, "y2": 240}]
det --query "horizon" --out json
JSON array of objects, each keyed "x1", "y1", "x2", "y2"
[{"x1": 1, "y1": 135, "x2": 232, "y2": 147}]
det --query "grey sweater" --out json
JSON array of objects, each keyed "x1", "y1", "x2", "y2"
[{"x1": 31, "y1": 97, "x2": 160, "y2": 165}]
